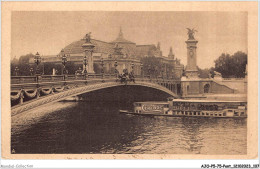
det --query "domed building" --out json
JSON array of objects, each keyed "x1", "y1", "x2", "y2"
[{"x1": 33, "y1": 28, "x2": 183, "y2": 77}]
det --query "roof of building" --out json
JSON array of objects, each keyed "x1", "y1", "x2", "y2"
[
  {"x1": 61, "y1": 39, "x2": 114, "y2": 55},
  {"x1": 58, "y1": 28, "x2": 166, "y2": 60},
  {"x1": 168, "y1": 47, "x2": 174, "y2": 59},
  {"x1": 61, "y1": 38, "x2": 160, "y2": 58},
  {"x1": 135, "y1": 45, "x2": 156, "y2": 57},
  {"x1": 110, "y1": 27, "x2": 135, "y2": 44}
]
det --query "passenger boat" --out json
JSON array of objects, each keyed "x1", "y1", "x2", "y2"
[
  {"x1": 119, "y1": 101, "x2": 170, "y2": 117},
  {"x1": 119, "y1": 98, "x2": 247, "y2": 118},
  {"x1": 167, "y1": 98, "x2": 247, "y2": 118}
]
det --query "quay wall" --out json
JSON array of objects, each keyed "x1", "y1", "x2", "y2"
[
  {"x1": 218, "y1": 78, "x2": 247, "y2": 93},
  {"x1": 211, "y1": 81, "x2": 235, "y2": 94},
  {"x1": 181, "y1": 79, "x2": 236, "y2": 96}
]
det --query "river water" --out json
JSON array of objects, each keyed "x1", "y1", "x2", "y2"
[{"x1": 11, "y1": 101, "x2": 247, "y2": 154}]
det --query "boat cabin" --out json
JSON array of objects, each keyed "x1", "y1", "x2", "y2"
[
  {"x1": 133, "y1": 102, "x2": 169, "y2": 114},
  {"x1": 167, "y1": 98, "x2": 247, "y2": 117}
]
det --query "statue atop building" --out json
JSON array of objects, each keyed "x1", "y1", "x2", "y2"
[
  {"x1": 113, "y1": 43, "x2": 123, "y2": 58},
  {"x1": 115, "y1": 43, "x2": 119, "y2": 49},
  {"x1": 85, "y1": 32, "x2": 92, "y2": 43},
  {"x1": 213, "y1": 71, "x2": 223, "y2": 81},
  {"x1": 214, "y1": 71, "x2": 222, "y2": 76},
  {"x1": 186, "y1": 28, "x2": 197, "y2": 40}
]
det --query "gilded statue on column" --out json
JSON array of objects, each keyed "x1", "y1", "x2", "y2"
[{"x1": 186, "y1": 28, "x2": 197, "y2": 40}]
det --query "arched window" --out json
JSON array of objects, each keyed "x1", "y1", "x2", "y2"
[
  {"x1": 204, "y1": 84, "x2": 210, "y2": 93},
  {"x1": 187, "y1": 85, "x2": 190, "y2": 94}
]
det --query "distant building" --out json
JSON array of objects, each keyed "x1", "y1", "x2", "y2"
[{"x1": 30, "y1": 28, "x2": 183, "y2": 77}]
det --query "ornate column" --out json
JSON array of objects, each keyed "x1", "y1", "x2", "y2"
[
  {"x1": 82, "y1": 32, "x2": 95, "y2": 74},
  {"x1": 185, "y1": 28, "x2": 199, "y2": 79}
]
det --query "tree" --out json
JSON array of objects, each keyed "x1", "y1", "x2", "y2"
[
  {"x1": 19, "y1": 53, "x2": 34, "y2": 64},
  {"x1": 198, "y1": 67, "x2": 210, "y2": 78},
  {"x1": 11, "y1": 53, "x2": 35, "y2": 76},
  {"x1": 141, "y1": 56, "x2": 162, "y2": 77},
  {"x1": 43, "y1": 62, "x2": 58, "y2": 75},
  {"x1": 66, "y1": 61, "x2": 78, "y2": 75},
  {"x1": 140, "y1": 56, "x2": 179, "y2": 79},
  {"x1": 11, "y1": 57, "x2": 19, "y2": 76},
  {"x1": 214, "y1": 51, "x2": 247, "y2": 78}
]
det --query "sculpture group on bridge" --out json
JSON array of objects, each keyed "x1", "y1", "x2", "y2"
[{"x1": 117, "y1": 69, "x2": 135, "y2": 84}]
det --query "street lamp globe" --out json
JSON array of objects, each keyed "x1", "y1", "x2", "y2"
[
  {"x1": 34, "y1": 52, "x2": 41, "y2": 75},
  {"x1": 14, "y1": 66, "x2": 19, "y2": 76},
  {"x1": 100, "y1": 58, "x2": 104, "y2": 74},
  {"x1": 83, "y1": 55, "x2": 88, "y2": 74},
  {"x1": 34, "y1": 52, "x2": 41, "y2": 65},
  {"x1": 62, "y1": 54, "x2": 68, "y2": 74},
  {"x1": 131, "y1": 62, "x2": 134, "y2": 69},
  {"x1": 30, "y1": 67, "x2": 34, "y2": 76}
]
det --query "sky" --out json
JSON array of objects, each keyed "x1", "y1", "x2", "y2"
[{"x1": 11, "y1": 11, "x2": 247, "y2": 69}]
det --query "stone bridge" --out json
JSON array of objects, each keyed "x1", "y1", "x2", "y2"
[{"x1": 11, "y1": 74, "x2": 181, "y2": 116}]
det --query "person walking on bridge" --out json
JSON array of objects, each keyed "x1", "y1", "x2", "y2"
[{"x1": 129, "y1": 71, "x2": 135, "y2": 83}]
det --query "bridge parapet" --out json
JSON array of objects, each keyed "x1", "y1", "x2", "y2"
[{"x1": 11, "y1": 74, "x2": 179, "y2": 84}]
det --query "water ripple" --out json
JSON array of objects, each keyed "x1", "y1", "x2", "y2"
[{"x1": 11, "y1": 102, "x2": 247, "y2": 154}]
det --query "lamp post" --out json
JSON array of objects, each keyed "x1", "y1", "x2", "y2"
[
  {"x1": 114, "y1": 60, "x2": 118, "y2": 77},
  {"x1": 83, "y1": 55, "x2": 88, "y2": 79},
  {"x1": 34, "y1": 52, "x2": 41, "y2": 83},
  {"x1": 100, "y1": 58, "x2": 104, "y2": 80},
  {"x1": 148, "y1": 65, "x2": 151, "y2": 80},
  {"x1": 61, "y1": 54, "x2": 67, "y2": 80},
  {"x1": 131, "y1": 62, "x2": 135, "y2": 73},
  {"x1": 57, "y1": 49, "x2": 70, "y2": 80},
  {"x1": 166, "y1": 64, "x2": 169, "y2": 79},
  {"x1": 140, "y1": 63, "x2": 143, "y2": 79},
  {"x1": 30, "y1": 67, "x2": 34, "y2": 76},
  {"x1": 155, "y1": 65, "x2": 158, "y2": 79},
  {"x1": 14, "y1": 66, "x2": 19, "y2": 76},
  {"x1": 161, "y1": 64, "x2": 165, "y2": 79},
  {"x1": 161, "y1": 69, "x2": 164, "y2": 79}
]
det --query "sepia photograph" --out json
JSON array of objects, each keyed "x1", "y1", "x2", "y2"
[{"x1": 1, "y1": 1, "x2": 258, "y2": 162}]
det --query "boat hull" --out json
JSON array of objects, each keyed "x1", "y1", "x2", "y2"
[{"x1": 119, "y1": 110, "x2": 247, "y2": 118}]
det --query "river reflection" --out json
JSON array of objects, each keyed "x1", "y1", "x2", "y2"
[{"x1": 11, "y1": 101, "x2": 247, "y2": 154}]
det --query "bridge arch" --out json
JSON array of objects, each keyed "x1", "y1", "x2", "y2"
[{"x1": 11, "y1": 81, "x2": 178, "y2": 116}]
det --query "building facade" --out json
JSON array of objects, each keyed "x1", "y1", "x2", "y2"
[{"x1": 30, "y1": 28, "x2": 184, "y2": 77}]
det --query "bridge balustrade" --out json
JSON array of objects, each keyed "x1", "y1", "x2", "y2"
[
  {"x1": 11, "y1": 76, "x2": 37, "y2": 84},
  {"x1": 67, "y1": 75, "x2": 85, "y2": 80},
  {"x1": 11, "y1": 75, "x2": 180, "y2": 87},
  {"x1": 41, "y1": 75, "x2": 64, "y2": 82}
]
